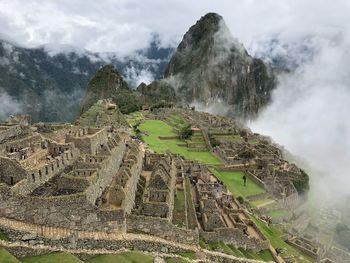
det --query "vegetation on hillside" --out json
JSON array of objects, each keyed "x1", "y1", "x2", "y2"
[
  {"x1": 292, "y1": 169, "x2": 310, "y2": 195},
  {"x1": 85, "y1": 251, "x2": 153, "y2": 263},
  {"x1": 177, "y1": 124, "x2": 193, "y2": 139},
  {"x1": 209, "y1": 169, "x2": 265, "y2": 198},
  {"x1": 75, "y1": 101, "x2": 128, "y2": 127},
  {"x1": 138, "y1": 120, "x2": 221, "y2": 164}
]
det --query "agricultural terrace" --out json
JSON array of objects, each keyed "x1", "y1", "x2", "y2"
[
  {"x1": 138, "y1": 120, "x2": 222, "y2": 164},
  {"x1": 251, "y1": 216, "x2": 314, "y2": 263},
  {"x1": 85, "y1": 251, "x2": 153, "y2": 263},
  {"x1": 209, "y1": 169, "x2": 265, "y2": 198},
  {"x1": 201, "y1": 241, "x2": 274, "y2": 262},
  {"x1": 22, "y1": 252, "x2": 83, "y2": 263},
  {"x1": 3, "y1": 250, "x2": 195, "y2": 263},
  {"x1": 125, "y1": 111, "x2": 143, "y2": 127}
]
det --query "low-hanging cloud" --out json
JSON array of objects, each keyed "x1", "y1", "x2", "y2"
[
  {"x1": 124, "y1": 66, "x2": 154, "y2": 87},
  {"x1": 250, "y1": 32, "x2": 350, "y2": 204},
  {"x1": 0, "y1": 91, "x2": 24, "y2": 120},
  {"x1": 0, "y1": 0, "x2": 348, "y2": 58}
]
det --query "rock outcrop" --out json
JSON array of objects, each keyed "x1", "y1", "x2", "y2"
[
  {"x1": 80, "y1": 65, "x2": 145, "y2": 114},
  {"x1": 162, "y1": 13, "x2": 276, "y2": 118}
]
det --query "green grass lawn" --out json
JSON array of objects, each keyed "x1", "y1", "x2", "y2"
[
  {"x1": 85, "y1": 251, "x2": 153, "y2": 263},
  {"x1": 210, "y1": 169, "x2": 265, "y2": 198},
  {"x1": 22, "y1": 252, "x2": 83, "y2": 263},
  {"x1": 250, "y1": 216, "x2": 314, "y2": 263},
  {"x1": 0, "y1": 248, "x2": 20, "y2": 263},
  {"x1": 126, "y1": 111, "x2": 143, "y2": 127},
  {"x1": 172, "y1": 189, "x2": 186, "y2": 227},
  {"x1": 236, "y1": 248, "x2": 274, "y2": 262},
  {"x1": 168, "y1": 114, "x2": 186, "y2": 127},
  {"x1": 139, "y1": 120, "x2": 222, "y2": 164},
  {"x1": 267, "y1": 209, "x2": 289, "y2": 219}
]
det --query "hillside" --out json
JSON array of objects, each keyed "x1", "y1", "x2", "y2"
[
  {"x1": 0, "y1": 38, "x2": 173, "y2": 122},
  {"x1": 142, "y1": 13, "x2": 276, "y2": 118}
]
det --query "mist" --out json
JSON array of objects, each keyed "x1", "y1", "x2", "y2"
[
  {"x1": 191, "y1": 99, "x2": 232, "y2": 116},
  {"x1": 0, "y1": 91, "x2": 23, "y2": 120},
  {"x1": 250, "y1": 33, "x2": 350, "y2": 206}
]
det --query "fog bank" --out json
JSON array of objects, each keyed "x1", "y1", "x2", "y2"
[{"x1": 250, "y1": 33, "x2": 350, "y2": 204}]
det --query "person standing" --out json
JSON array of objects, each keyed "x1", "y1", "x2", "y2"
[{"x1": 243, "y1": 174, "x2": 247, "y2": 186}]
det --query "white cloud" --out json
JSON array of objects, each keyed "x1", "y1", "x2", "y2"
[
  {"x1": 0, "y1": 0, "x2": 346, "y2": 56},
  {"x1": 0, "y1": 91, "x2": 24, "y2": 120},
  {"x1": 124, "y1": 66, "x2": 154, "y2": 87},
  {"x1": 250, "y1": 32, "x2": 350, "y2": 204}
]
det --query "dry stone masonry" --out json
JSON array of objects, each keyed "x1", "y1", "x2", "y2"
[{"x1": 0, "y1": 102, "x2": 318, "y2": 262}]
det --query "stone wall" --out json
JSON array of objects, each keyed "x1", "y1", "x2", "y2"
[
  {"x1": 85, "y1": 140, "x2": 126, "y2": 205},
  {"x1": 120, "y1": 146, "x2": 143, "y2": 214},
  {"x1": 47, "y1": 141, "x2": 74, "y2": 157},
  {"x1": 65, "y1": 128, "x2": 107, "y2": 155},
  {"x1": 11, "y1": 147, "x2": 80, "y2": 196},
  {"x1": 246, "y1": 171, "x2": 267, "y2": 190},
  {"x1": 200, "y1": 228, "x2": 269, "y2": 251},
  {"x1": 0, "y1": 142, "x2": 127, "y2": 232},
  {"x1": 55, "y1": 175, "x2": 90, "y2": 193},
  {"x1": 127, "y1": 214, "x2": 199, "y2": 245},
  {"x1": 0, "y1": 191, "x2": 126, "y2": 232},
  {"x1": 0, "y1": 156, "x2": 27, "y2": 185},
  {"x1": 274, "y1": 192, "x2": 299, "y2": 210},
  {"x1": 0, "y1": 125, "x2": 24, "y2": 143},
  {"x1": 3, "y1": 134, "x2": 42, "y2": 153}
]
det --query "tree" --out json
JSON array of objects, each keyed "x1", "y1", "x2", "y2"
[
  {"x1": 209, "y1": 133, "x2": 220, "y2": 147},
  {"x1": 178, "y1": 124, "x2": 193, "y2": 139},
  {"x1": 292, "y1": 169, "x2": 310, "y2": 195}
]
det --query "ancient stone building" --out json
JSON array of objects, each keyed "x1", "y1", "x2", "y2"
[{"x1": 137, "y1": 157, "x2": 176, "y2": 220}]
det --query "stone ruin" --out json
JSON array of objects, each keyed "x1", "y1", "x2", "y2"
[
  {"x1": 6, "y1": 114, "x2": 32, "y2": 126},
  {"x1": 152, "y1": 107, "x2": 303, "y2": 210},
  {"x1": 0, "y1": 121, "x2": 131, "y2": 232},
  {"x1": 0, "y1": 106, "x2": 317, "y2": 261}
]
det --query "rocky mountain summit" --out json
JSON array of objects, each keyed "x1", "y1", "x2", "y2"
[
  {"x1": 161, "y1": 13, "x2": 276, "y2": 118},
  {"x1": 82, "y1": 13, "x2": 277, "y2": 120},
  {"x1": 80, "y1": 65, "x2": 146, "y2": 115},
  {"x1": 0, "y1": 12, "x2": 277, "y2": 122}
]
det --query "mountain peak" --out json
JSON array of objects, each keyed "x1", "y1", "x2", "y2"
[
  {"x1": 182, "y1": 12, "x2": 223, "y2": 46},
  {"x1": 79, "y1": 64, "x2": 129, "y2": 114},
  {"x1": 162, "y1": 13, "x2": 276, "y2": 118},
  {"x1": 198, "y1": 12, "x2": 223, "y2": 24}
]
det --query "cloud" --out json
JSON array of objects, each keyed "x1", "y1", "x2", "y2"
[
  {"x1": 124, "y1": 66, "x2": 154, "y2": 87},
  {"x1": 0, "y1": 1, "x2": 346, "y2": 57},
  {"x1": 191, "y1": 99, "x2": 232, "y2": 116},
  {"x1": 0, "y1": 91, "x2": 24, "y2": 120},
  {"x1": 250, "y1": 31, "x2": 350, "y2": 205}
]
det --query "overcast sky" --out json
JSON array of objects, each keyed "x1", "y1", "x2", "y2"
[{"x1": 0, "y1": 0, "x2": 349, "y2": 56}]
